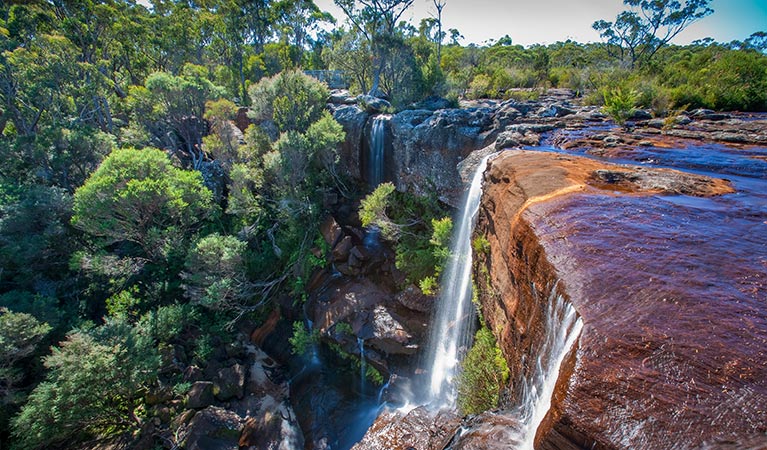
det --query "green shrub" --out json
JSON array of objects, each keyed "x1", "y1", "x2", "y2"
[
  {"x1": 248, "y1": 70, "x2": 329, "y2": 133},
  {"x1": 602, "y1": 87, "x2": 638, "y2": 127},
  {"x1": 419, "y1": 276, "x2": 438, "y2": 296},
  {"x1": 457, "y1": 327, "x2": 510, "y2": 415},
  {"x1": 137, "y1": 303, "x2": 199, "y2": 344},
  {"x1": 472, "y1": 235, "x2": 491, "y2": 255},
  {"x1": 467, "y1": 74, "x2": 492, "y2": 99},
  {"x1": 12, "y1": 319, "x2": 159, "y2": 449},
  {"x1": 289, "y1": 321, "x2": 318, "y2": 356}
]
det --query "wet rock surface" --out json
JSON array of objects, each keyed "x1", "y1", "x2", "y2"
[
  {"x1": 351, "y1": 406, "x2": 461, "y2": 450},
  {"x1": 446, "y1": 411, "x2": 525, "y2": 450},
  {"x1": 285, "y1": 213, "x2": 435, "y2": 449},
  {"x1": 475, "y1": 149, "x2": 767, "y2": 449}
]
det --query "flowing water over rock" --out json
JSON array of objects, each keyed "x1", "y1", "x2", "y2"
[
  {"x1": 515, "y1": 291, "x2": 583, "y2": 449},
  {"x1": 368, "y1": 115, "x2": 391, "y2": 187},
  {"x1": 355, "y1": 153, "x2": 590, "y2": 449},
  {"x1": 474, "y1": 146, "x2": 766, "y2": 449},
  {"x1": 423, "y1": 154, "x2": 491, "y2": 408}
]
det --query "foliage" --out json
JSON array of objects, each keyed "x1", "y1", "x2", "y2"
[
  {"x1": 1, "y1": 1, "x2": 767, "y2": 447},
  {"x1": 248, "y1": 70, "x2": 330, "y2": 133},
  {"x1": 333, "y1": 0, "x2": 416, "y2": 96},
  {"x1": 182, "y1": 233, "x2": 250, "y2": 311},
  {"x1": 0, "y1": 185, "x2": 73, "y2": 294},
  {"x1": 203, "y1": 98, "x2": 241, "y2": 165},
  {"x1": 127, "y1": 65, "x2": 226, "y2": 168},
  {"x1": 419, "y1": 276, "x2": 438, "y2": 296},
  {"x1": 289, "y1": 321, "x2": 319, "y2": 356},
  {"x1": 12, "y1": 320, "x2": 160, "y2": 449},
  {"x1": 0, "y1": 309, "x2": 51, "y2": 405},
  {"x1": 593, "y1": 0, "x2": 713, "y2": 68},
  {"x1": 137, "y1": 303, "x2": 199, "y2": 345},
  {"x1": 105, "y1": 287, "x2": 143, "y2": 320},
  {"x1": 472, "y1": 235, "x2": 491, "y2": 255},
  {"x1": 71, "y1": 147, "x2": 213, "y2": 260},
  {"x1": 359, "y1": 182, "x2": 397, "y2": 239},
  {"x1": 359, "y1": 184, "x2": 451, "y2": 288},
  {"x1": 457, "y1": 327, "x2": 510, "y2": 415},
  {"x1": 603, "y1": 87, "x2": 639, "y2": 127}
]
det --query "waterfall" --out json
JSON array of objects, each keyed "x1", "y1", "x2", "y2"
[
  {"x1": 423, "y1": 155, "x2": 492, "y2": 409},
  {"x1": 358, "y1": 337, "x2": 367, "y2": 396},
  {"x1": 514, "y1": 287, "x2": 583, "y2": 449},
  {"x1": 369, "y1": 115, "x2": 390, "y2": 187}
]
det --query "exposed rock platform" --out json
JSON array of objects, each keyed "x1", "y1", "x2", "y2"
[{"x1": 474, "y1": 150, "x2": 767, "y2": 449}]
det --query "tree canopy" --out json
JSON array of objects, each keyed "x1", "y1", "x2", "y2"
[
  {"x1": 71, "y1": 147, "x2": 213, "y2": 259},
  {"x1": 593, "y1": 0, "x2": 713, "y2": 67}
]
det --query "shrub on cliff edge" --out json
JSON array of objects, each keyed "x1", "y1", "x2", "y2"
[{"x1": 457, "y1": 326, "x2": 510, "y2": 415}]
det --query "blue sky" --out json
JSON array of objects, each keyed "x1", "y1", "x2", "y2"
[{"x1": 313, "y1": 0, "x2": 767, "y2": 46}]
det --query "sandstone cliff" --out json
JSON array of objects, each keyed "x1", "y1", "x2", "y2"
[{"x1": 474, "y1": 150, "x2": 766, "y2": 449}]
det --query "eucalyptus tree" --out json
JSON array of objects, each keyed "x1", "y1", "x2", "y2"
[
  {"x1": 592, "y1": 0, "x2": 713, "y2": 68},
  {"x1": 333, "y1": 0, "x2": 415, "y2": 95},
  {"x1": 431, "y1": 0, "x2": 446, "y2": 62}
]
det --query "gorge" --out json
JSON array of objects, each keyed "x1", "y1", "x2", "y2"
[
  {"x1": 94, "y1": 91, "x2": 767, "y2": 450},
  {"x1": 336, "y1": 91, "x2": 767, "y2": 449}
]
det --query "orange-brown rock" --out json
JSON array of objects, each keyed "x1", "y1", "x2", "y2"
[
  {"x1": 250, "y1": 308, "x2": 280, "y2": 347},
  {"x1": 474, "y1": 150, "x2": 767, "y2": 449}
]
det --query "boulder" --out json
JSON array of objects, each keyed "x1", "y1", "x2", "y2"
[
  {"x1": 535, "y1": 104, "x2": 575, "y2": 118},
  {"x1": 691, "y1": 108, "x2": 730, "y2": 121},
  {"x1": 495, "y1": 131, "x2": 522, "y2": 150},
  {"x1": 474, "y1": 150, "x2": 765, "y2": 449},
  {"x1": 331, "y1": 235, "x2": 354, "y2": 262},
  {"x1": 411, "y1": 95, "x2": 455, "y2": 111},
  {"x1": 312, "y1": 279, "x2": 389, "y2": 334},
  {"x1": 519, "y1": 132, "x2": 541, "y2": 146},
  {"x1": 358, "y1": 95, "x2": 392, "y2": 114},
  {"x1": 352, "y1": 406, "x2": 461, "y2": 450},
  {"x1": 630, "y1": 109, "x2": 653, "y2": 120},
  {"x1": 448, "y1": 411, "x2": 526, "y2": 449},
  {"x1": 333, "y1": 105, "x2": 369, "y2": 179},
  {"x1": 395, "y1": 284, "x2": 433, "y2": 313},
  {"x1": 180, "y1": 407, "x2": 243, "y2": 450},
  {"x1": 186, "y1": 381, "x2": 215, "y2": 409},
  {"x1": 366, "y1": 305, "x2": 418, "y2": 355},
  {"x1": 235, "y1": 107, "x2": 252, "y2": 132},
  {"x1": 329, "y1": 89, "x2": 357, "y2": 105},
  {"x1": 347, "y1": 245, "x2": 367, "y2": 268},
  {"x1": 214, "y1": 363, "x2": 246, "y2": 401},
  {"x1": 320, "y1": 216, "x2": 344, "y2": 248}
]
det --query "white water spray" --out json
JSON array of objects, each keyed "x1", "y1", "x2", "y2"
[
  {"x1": 423, "y1": 155, "x2": 492, "y2": 409},
  {"x1": 369, "y1": 115, "x2": 390, "y2": 187},
  {"x1": 358, "y1": 337, "x2": 367, "y2": 396},
  {"x1": 515, "y1": 287, "x2": 583, "y2": 449}
]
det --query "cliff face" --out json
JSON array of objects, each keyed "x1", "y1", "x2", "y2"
[{"x1": 475, "y1": 150, "x2": 767, "y2": 449}]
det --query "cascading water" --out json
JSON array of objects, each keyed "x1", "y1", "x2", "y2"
[
  {"x1": 368, "y1": 115, "x2": 391, "y2": 188},
  {"x1": 514, "y1": 286, "x2": 583, "y2": 449},
  {"x1": 358, "y1": 337, "x2": 367, "y2": 396},
  {"x1": 422, "y1": 155, "x2": 492, "y2": 409},
  {"x1": 417, "y1": 152, "x2": 583, "y2": 448}
]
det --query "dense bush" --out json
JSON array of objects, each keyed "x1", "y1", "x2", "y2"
[
  {"x1": 360, "y1": 183, "x2": 452, "y2": 292},
  {"x1": 12, "y1": 320, "x2": 159, "y2": 449},
  {"x1": 457, "y1": 327, "x2": 510, "y2": 415}
]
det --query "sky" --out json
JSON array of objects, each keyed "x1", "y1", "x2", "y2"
[{"x1": 312, "y1": 0, "x2": 767, "y2": 47}]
